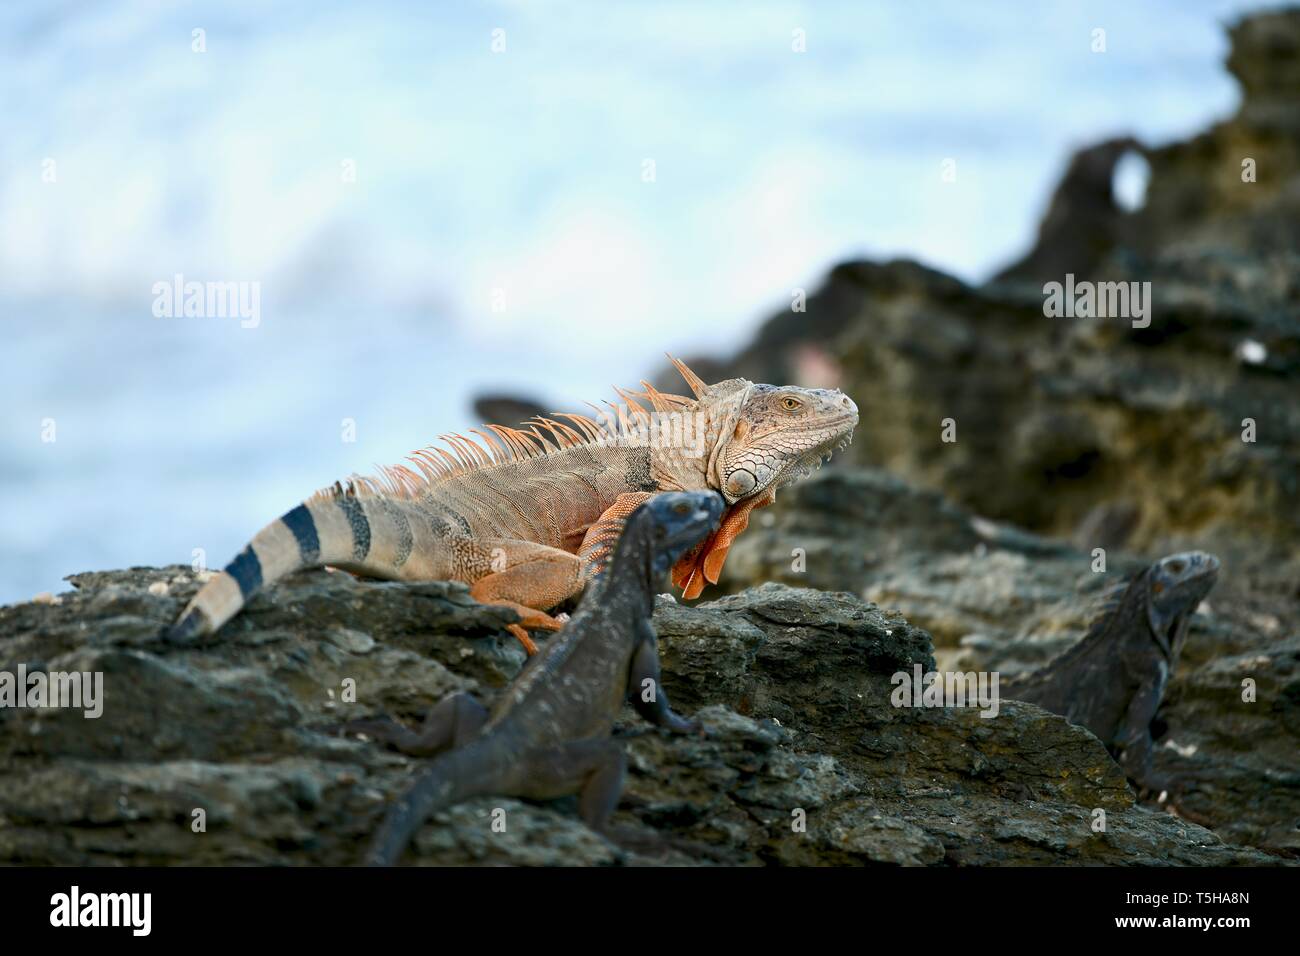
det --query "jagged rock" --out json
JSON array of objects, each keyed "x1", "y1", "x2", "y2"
[
  {"x1": 652, "y1": 11, "x2": 1300, "y2": 566},
  {"x1": 995, "y1": 137, "x2": 1143, "y2": 284},
  {"x1": 720, "y1": 466, "x2": 1300, "y2": 857},
  {"x1": 675, "y1": 247, "x2": 1299, "y2": 563},
  {"x1": 0, "y1": 566, "x2": 1284, "y2": 865},
  {"x1": 634, "y1": 13, "x2": 1300, "y2": 860},
  {"x1": 1126, "y1": 10, "x2": 1300, "y2": 263}
]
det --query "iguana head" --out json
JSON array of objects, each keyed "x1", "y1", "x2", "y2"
[
  {"x1": 1145, "y1": 551, "x2": 1220, "y2": 660},
  {"x1": 609, "y1": 491, "x2": 723, "y2": 604},
  {"x1": 638, "y1": 491, "x2": 726, "y2": 574},
  {"x1": 706, "y1": 381, "x2": 859, "y2": 504},
  {"x1": 662, "y1": 357, "x2": 859, "y2": 598}
]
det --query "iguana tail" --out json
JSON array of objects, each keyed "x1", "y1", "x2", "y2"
[
  {"x1": 366, "y1": 740, "x2": 508, "y2": 866},
  {"x1": 167, "y1": 490, "x2": 431, "y2": 643}
]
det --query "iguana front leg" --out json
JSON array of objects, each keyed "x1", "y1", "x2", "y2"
[
  {"x1": 576, "y1": 492, "x2": 658, "y2": 578},
  {"x1": 464, "y1": 493, "x2": 673, "y2": 653},
  {"x1": 1114, "y1": 669, "x2": 1169, "y2": 793},
  {"x1": 340, "y1": 691, "x2": 488, "y2": 756},
  {"x1": 465, "y1": 490, "x2": 707, "y2": 653},
  {"x1": 627, "y1": 621, "x2": 697, "y2": 733}
]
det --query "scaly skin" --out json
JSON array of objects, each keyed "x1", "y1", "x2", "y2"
[
  {"x1": 1004, "y1": 551, "x2": 1220, "y2": 793},
  {"x1": 341, "y1": 490, "x2": 723, "y2": 865},
  {"x1": 167, "y1": 357, "x2": 858, "y2": 651}
]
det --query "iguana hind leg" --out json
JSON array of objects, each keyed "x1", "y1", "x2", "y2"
[
  {"x1": 523, "y1": 739, "x2": 628, "y2": 831},
  {"x1": 340, "y1": 691, "x2": 488, "y2": 756},
  {"x1": 463, "y1": 538, "x2": 584, "y2": 654}
]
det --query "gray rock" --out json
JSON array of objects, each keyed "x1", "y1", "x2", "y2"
[
  {"x1": 719, "y1": 466, "x2": 1299, "y2": 857},
  {"x1": 0, "y1": 566, "x2": 1283, "y2": 865}
]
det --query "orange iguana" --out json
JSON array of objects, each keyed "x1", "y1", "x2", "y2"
[{"x1": 167, "y1": 357, "x2": 858, "y2": 651}]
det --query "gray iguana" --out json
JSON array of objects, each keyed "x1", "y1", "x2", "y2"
[
  {"x1": 168, "y1": 357, "x2": 857, "y2": 652},
  {"x1": 342, "y1": 490, "x2": 723, "y2": 865},
  {"x1": 1003, "y1": 551, "x2": 1220, "y2": 793}
]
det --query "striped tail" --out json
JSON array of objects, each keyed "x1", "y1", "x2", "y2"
[
  {"x1": 366, "y1": 741, "x2": 503, "y2": 866},
  {"x1": 166, "y1": 490, "x2": 426, "y2": 643}
]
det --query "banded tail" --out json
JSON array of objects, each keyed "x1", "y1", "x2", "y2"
[{"x1": 167, "y1": 489, "x2": 430, "y2": 643}]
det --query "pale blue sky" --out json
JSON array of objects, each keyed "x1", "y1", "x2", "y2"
[{"x1": 0, "y1": 0, "x2": 1277, "y2": 602}]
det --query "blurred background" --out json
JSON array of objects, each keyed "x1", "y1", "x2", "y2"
[{"x1": 0, "y1": 0, "x2": 1280, "y2": 604}]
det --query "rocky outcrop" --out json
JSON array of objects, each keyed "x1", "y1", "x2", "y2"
[
  {"x1": 638, "y1": 14, "x2": 1300, "y2": 859},
  {"x1": 654, "y1": 10, "x2": 1300, "y2": 566},
  {"x1": 722, "y1": 466, "x2": 1300, "y2": 857},
  {"x1": 661, "y1": 246, "x2": 1300, "y2": 564},
  {"x1": 6, "y1": 8, "x2": 1295, "y2": 870},
  {"x1": 460, "y1": 19, "x2": 1300, "y2": 863},
  {"x1": 0, "y1": 565, "x2": 1283, "y2": 865}
]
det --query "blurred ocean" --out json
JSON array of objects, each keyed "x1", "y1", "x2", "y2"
[{"x1": 0, "y1": 0, "x2": 1271, "y2": 604}]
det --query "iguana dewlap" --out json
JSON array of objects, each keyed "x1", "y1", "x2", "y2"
[
  {"x1": 168, "y1": 356, "x2": 858, "y2": 651},
  {"x1": 671, "y1": 488, "x2": 775, "y2": 599}
]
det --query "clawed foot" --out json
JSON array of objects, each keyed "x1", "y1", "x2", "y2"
[
  {"x1": 1160, "y1": 798, "x2": 1217, "y2": 828},
  {"x1": 600, "y1": 824, "x2": 681, "y2": 858},
  {"x1": 622, "y1": 711, "x2": 703, "y2": 737},
  {"x1": 505, "y1": 613, "x2": 570, "y2": 655},
  {"x1": 505, "y1": 624, "x2": 538, "y2": 655},
  {"x1": 1133, "y1": 772, "x2": 1218, "y2": 826},
  {"x1": 1134, "y1": 764, "x2": 1210, "y2": 801},
  {"x1": 662, "y1": 711, "x2": 701, "y2": 735}
]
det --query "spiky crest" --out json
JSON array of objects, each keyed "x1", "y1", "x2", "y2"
[
  {"x1": 308, "y1": 362, "x2": 708, "y2": 503},
  {"x1": 667, "y1": 353, "x2": 708, "y2": 398}
]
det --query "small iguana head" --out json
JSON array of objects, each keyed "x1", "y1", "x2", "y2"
[
  {"x1": 708, "y1": 382, "x2": 859, "y2": 505},
  {"x1": 1145, "y1": 551, "x2": 1220, "y2": 659},
  {"x1": 639, "y1": 490, "x2": 725, "y2": 574}
]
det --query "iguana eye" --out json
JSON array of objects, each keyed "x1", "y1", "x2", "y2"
[
  {"x1": 780, "y1": 397, "x2": 802, "y2": 411},
  {"x1": 672, "y1": 501, "x2": 690, "y2": 515}
]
